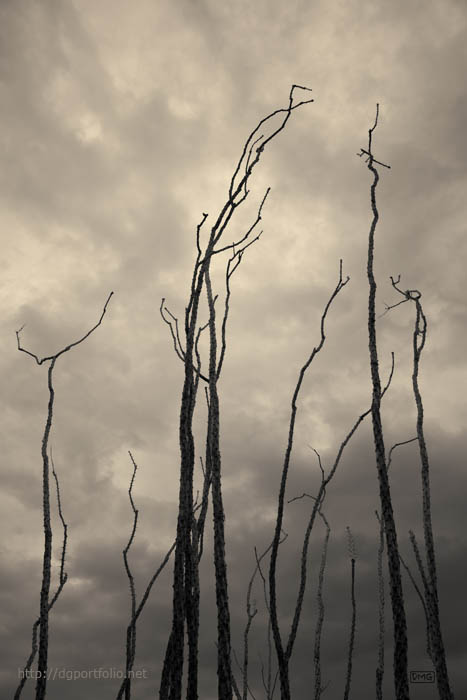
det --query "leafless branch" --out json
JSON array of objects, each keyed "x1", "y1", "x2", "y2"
[
  {"x1": 161, "y1": 86, "x2": 314, "y2": 700},
  {"x1": 357, "y1": 147, "x2": 391, "y2": 169},
  {"x1": 16, "y1": 291, "x2": 113, "y2": 365},
  {"x1": 399, "y1": 550, "x2": 433, "y2": 663},
  {"x1": 160, "y1": 298, "x2": 186, "y2": 363},
  {"x1": 387, "y1": 437, "x2": 418, "y2": 471},
  {"x1": 116, "y1": 453, "x2": 176, "y2": 700},
  {"x1": 208, "y1": 188, "x2": 270, "y2": 260},
  {"x1": 268, "y1": 260, "x2": 350, "y2": 698},
  {"x1": 16, "y1": 292, "x2": 113, "y2": 700},
  {"x1": 343, "y1": 528, "x2": 357, "y2": 700},
  {"x1": 386, "y1": 276, "x2": 453, "y2": 698},
  {"x1": 254, "y1": 533, "x2": 287, "y2": 700},
  {"x1": 360, "y1": 103, "x2": 409, "y2": 700},
  {"x1": 216, "y1": 230, "x2": 262, "y2": 380},
  {"x1": 281, "y1": 350, "x2": 394, "y2": 691},
  {"x1": 117, "y1": 452, "x2": 139, "y2": 700},
  {"x1": 228, "y1": 85, "x2": 313, "y2": 203},
  {"x1": 313, "y1": 508, "x2": 331, "y2": 700},
  {"x1": 196, "y1": 213, "x2": 209, "y2": 257}
]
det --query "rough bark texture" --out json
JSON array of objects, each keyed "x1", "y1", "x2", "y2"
[
  {"x1": 35, "y1": 360, "x2": 55, "y2": 700},
  {"x1": 375, "y1": 510, "x2": 385, "y2": 700},
  {"x1": 364, "y1": 109, "x2": 410, "y2": 700},
  {"x1": 160, "y1": 270, "x2": 203, "y2": 700},
  {"x1": 410, "y1": 298, "x2": 454, "y2": 700},
  {"x1": 268, "y1": 264, "x2": 349, "y2": 700},
  {"x1": 16, "y1": 292, "x2": 113, "y2": 700},
  {"x1": 160, "y1": 86, "x2": 314, "y2": 700},
  {"x1": 205, "y1": 265, "x2": 232, "y2": 700}
]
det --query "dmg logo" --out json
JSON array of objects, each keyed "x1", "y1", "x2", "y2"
[{"x1": 410, "y1": 670, "x2": 436, "y2": 683}]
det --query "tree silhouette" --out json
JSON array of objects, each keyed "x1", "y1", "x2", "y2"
[
  {"x1": 159, "y1": 85, "x2": 314, "y2": 700},
  {"x1": 359, "y1": 105, "x2": 410, "y2": 700},
  {"x1": 386, "y1": 277, "x2": 454, "y2": 700},
  {"x1": 10, "y1": 91, "x2": 458, "y2": 700},
  {"x1": 15, "y1": 292, "x2": 113, "y2": 700}
]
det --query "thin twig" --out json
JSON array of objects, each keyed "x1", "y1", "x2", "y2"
[
  {"x1": 399, "y1": 551, "x2": 433, "y2": 663},
  {"x1": 16, "y1": 292, "x2": 113, "y2": 365},
  {"x1": 268, "y1": 260, "x2": 349, "y2": 699},
  {"x1": 343, "y1": 528, "x2": 357, "y2": 700},
  {"x1": 313, "y1": 507, "x2": 331, "y2": 700}
]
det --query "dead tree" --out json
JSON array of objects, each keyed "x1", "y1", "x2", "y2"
[
  {"x1": 159, "y1": 85, "x2": 314, "y2": 700},
  {"x1": 313, "y1": 507, "x2": 331, "y2": 700},
  {"x1": 288, "y1": 475, "x2": 332, "y2": 700},
  {"x1": 385, "y1": 277, "x2": 455, "y2": 700},
  {"x1": 401, "y1": 538, "x2": 433, "y2": 664},
  {"x1": 117, "y1": 451, "x2": 176, "y2": 700},
  {"x1": 268, "y1": 274, "x2": 396, "y2": 698},
  {"x1": 272, "y1": 347, "x2": 395, "y2": 700},
  {"x1": 285, "y1": 448, "x2": 332, "y2": 700},
  {"x1": 14, "y1": 451, "x2": 68, "y2": 700},
  {"x1": 358, "y1": 105, "x2": 410, "y2": 700},
  {"x1": 375, "y1": 509, "x2": 385, "y2": 700},
  {"x1": 374, "y1": 437, "x2": 417, "y2": 699},
  {"x1": 15, "y1": 291, "x2": 113, "y2": 700},
  {"x1": 232, "y1": 533, "x2": 288, "y2": 700},
  {"x1": 267, "y1": 262, "x2": 349, "y2": 700}
]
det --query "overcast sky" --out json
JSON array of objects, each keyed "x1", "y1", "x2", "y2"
[{"x1": 1, "y1": 1, "x2": 466, "y2": 698}]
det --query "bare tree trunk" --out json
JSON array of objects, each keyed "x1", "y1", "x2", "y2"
[
  {"x1": 360, "y1": 106, "x2": 410, "y2": 700},
  {"x1": 343, "y1": 528, "x2": 357, "y2": 700},
  {"x1": 117, "y1": 452, "x2": 175, "y2": 700},
  {"x1": 313, "y1": 509, "x2": 330, "y2": 700},
  {"x1": 375, "y1": 510, "x2": 385, "y2": 700},
  {"x1": 35, "y1": 361, "x2": 55, "y2": 700},
  {"x1": 401, "y1": 536, "x2": 433, "y2": 663},
  {"x1": 160, "y1": 291, "x2": 200, "y2": 700},
  {"x1": 386, "y1": 279, "x2": 454, "y2": 700},
  {"x1": 160, "y1": 85, "x2": 314, "y2": 700},
  {"x1": 14, "y1": 453, "x2": 68, "y2": 700},
  {"x1": 16, "y1": 292, "x2": 113, "y2": 700},
  {"x1": 205, "y1": 265, "x2": 232, "y2": 700},
  {"x1": 410, "y1": 304, "x2": 453, "y2": 700}
]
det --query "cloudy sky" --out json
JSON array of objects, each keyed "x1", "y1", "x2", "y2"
[{"x1": 1, "y1": 1, "x2": 466, "y2": 698}]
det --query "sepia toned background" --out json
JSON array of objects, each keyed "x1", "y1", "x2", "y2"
[{"x1": 1, "y1": 1, "x2": 466, "y2": 698}]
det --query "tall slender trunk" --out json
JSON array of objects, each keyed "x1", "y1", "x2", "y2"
[
  {"x1": 268, "y1": 263, "x2": 349, "y2": 700},
  {"x1": 205, "y1": 265, "x2": 232, "y2": 700},
  {"x1": 16, "y1": 292, "x2": 113, "y2": 700},
  {"x1": 159, "y1": 87, "x2": 314, "y2": 699},
  {"x1": 364, "y1": 107, "x2": 410, "y2": 700},
  {"x1": 35, "y1": 360, "x2": 55, "y2": 700},
  {"x1": 410, "y1": 300, "x2": 454, "y2": 700},
  {"x1": 160, "y1": 270, "x2": 205, "y2": 700}
]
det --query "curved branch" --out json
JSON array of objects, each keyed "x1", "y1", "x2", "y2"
[
  {"x1": 16, "y1": 291, "x2": 113, "y2": 365},
  {"x1": 117, "y1": 453, "x2": 176, "y2": 699},
  {"x1": 268, "y1": 260, "x2": 349, "y2": 698},
  {"x1": 16, "y1": 292, "x2": 113, "y2": 700}
]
